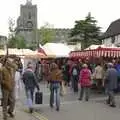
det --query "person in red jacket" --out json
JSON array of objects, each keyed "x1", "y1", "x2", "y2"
[{"x1": 78, "y1": 64, "x2": 91, "y2": 101}]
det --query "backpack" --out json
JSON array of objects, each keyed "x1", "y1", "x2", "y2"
[{"x1": 72, "y1": 68, "x2": 78, "y2": 76}]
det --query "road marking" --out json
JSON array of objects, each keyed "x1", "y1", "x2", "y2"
[
  {"x1": 23, "y1": 108, "x2": 48, "y2": 120},
  {"x1": 32, "y1": 112, "x2": 48, "y2": 120}
]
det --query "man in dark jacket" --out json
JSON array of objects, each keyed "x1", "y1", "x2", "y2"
[
  {"x1": 71, "y1": 63, "x2": 79, "y2": 92},
  {"x1": 104, "y1": 63, "x2": 117, "y2": 107},
  {"x1": 22, "y1": 62, "x2": 40, "y2": 113}
]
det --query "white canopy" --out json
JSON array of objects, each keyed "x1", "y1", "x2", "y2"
[
  {"x1": 43, "y1": 43, "x2": 71, "y2": 57},
  {"x1": 0, "y1": 48, "x2": 35, "y2": 56},
  {"x1": 85, "y1": 44, "x2": 101, "y2": 50},
  {"x1": 85, "y1": 44, "x2": 118, "y2": 50}
]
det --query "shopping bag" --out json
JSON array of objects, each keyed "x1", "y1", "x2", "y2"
[
  {"x1": 35, "y1": 91, "x2": 43, "y2": 104},
  {"x1": 60, "y1": 82, "x2": 66, "y2": 96}
]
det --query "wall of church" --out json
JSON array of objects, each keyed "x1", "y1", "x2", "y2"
[
  {"x1": 20, "y1": 5, "x2": 37, "y2": 29},
  {"x1": 17, "y1": 30, "x2": 36, "y2": 47}
]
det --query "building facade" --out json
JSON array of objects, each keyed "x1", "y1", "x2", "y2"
[
  {"x1": 16, "y1": 0, "x2": 37, "y2": 48},
  {"x1": 16, "y1": 0, "x2": 81, "y2": 50},
  {"x1": 39, "y1": 28, "x2": 71, "y2": 43},
  {"x1": 103, "y1": 19, "x2": 120, "y2": 47}
]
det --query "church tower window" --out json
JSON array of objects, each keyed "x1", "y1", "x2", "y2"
[{"x1": 28, "y1": 12, "x2": 31, "y2": 19}]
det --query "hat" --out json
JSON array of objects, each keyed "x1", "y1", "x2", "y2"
[
  {"x1": 82, "y1": 64, "x2": 88, "y2": 68},
  {"x1": 108, "y1": 63, "x2": 113, "y2": 68}
]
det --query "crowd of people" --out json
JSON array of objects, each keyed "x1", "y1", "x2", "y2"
[
  {"x1": 34, "y1": 58, "x2": 120, "y2": 107},
  {"x1": 0, "y1": 56, "x2": 120, "y2": 120}
]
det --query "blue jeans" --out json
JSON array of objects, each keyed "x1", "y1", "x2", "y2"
[
  {"x1": 25, "y1": 88, "x2": 34, "y2": 108},
  {"x1": 50, "y1": 83, "x2": 60, "y2": 109}
]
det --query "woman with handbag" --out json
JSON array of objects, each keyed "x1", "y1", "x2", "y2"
[{"x1": 49, "y1": 63, "x2": 63, "y2": 111}]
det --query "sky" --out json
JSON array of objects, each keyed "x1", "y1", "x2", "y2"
[{"x1": 0, "y1": 0, "x2": 120, "y2": 36}]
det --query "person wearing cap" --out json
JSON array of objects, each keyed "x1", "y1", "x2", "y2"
[
  {"x1": 22, "y1": 62, "x2": 40, "y2": 113},
  {"x1": 78, "y1": 64, "x2": 91, "y2": 101},
  {"x1": 104, "y1": 63, "x2": 117, "y2": 107}
]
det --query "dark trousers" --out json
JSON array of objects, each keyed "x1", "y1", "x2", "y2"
[
  {"x1": 107, "y1": 90, "x2": 115, "y2": 105},
  {"x1": 66, "y1": 74, "x2": 70, "y2": 86},
  {"x1": 79, "y1": 87, "x2": 90, "y2": 101},
  {"x1": 2, "y1": 88, "x2": 15, "y2": 119},
  {"x1": 96, "y1": 79, "x2": 103, "y2": 92},
  {"x1": 72, "y1": 76, "x2": 78, "y2": 92}
]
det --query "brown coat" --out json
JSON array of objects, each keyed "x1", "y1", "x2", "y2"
[
  {"x1": 50, "y1": 69, "x2": 63, "y2": 82},
  {"x1": 0, "y1": 61, "x2": 17, "y2": 91}
]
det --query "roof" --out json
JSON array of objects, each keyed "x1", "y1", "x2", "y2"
[
  {"x1": 43, "y1": 43, "x2": 72, "y2": 57},
  {"x1": 103, "y1": 19, "x2": 120, "y2": 39}
]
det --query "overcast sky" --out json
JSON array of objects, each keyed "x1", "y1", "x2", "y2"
[{"x1": 0, "y1": 0, "x2": 120, "y2": 36}]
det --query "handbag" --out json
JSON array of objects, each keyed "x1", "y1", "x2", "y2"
[
  {"x1": 60, "y1": 82, "x2": 66, "y2": 96},
  {"x1": 35, "y1": 91, "x2": 43, "y2": 104}
]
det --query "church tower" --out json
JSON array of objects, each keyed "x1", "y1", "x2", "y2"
[{"x1": 16, "y1": 0, "x2": 37, "y2": 48}]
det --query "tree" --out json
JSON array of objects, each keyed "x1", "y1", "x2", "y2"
[
  {"x1": 16, "y1": 36, "x2": 26, "y2": 49},
  {"x1": 8, "y1": 36, "x2": 26, "y2": 49},
  {"x1": 39, "y1": 23, "x2": 55, "y2": 45},
  {"x1": 7, "y1": 36, "x2": 16, "y2": 48},
  {"x1": 7, "y1": 18, "x2": 26, "y2": 49},
  {"x1": 71, "y1": 12, "x2": 101, "y2": 49}
]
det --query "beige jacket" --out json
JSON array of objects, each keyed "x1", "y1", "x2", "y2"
[{"x1": 94, "y1": 65, "x2": 104, "y2": 80}]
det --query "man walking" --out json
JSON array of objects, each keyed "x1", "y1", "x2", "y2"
[
  {"x1": 0, "y1": 57, "x2": 17, "y2": 120},
  {"x1": 71, "y1": 63, "x2": 79, "y2": 92},
  {"x1": 104, "y1": 63, "x2": 117, "y2": 107},
  {"x1": 22, "y1": 62, "x2": 40, "y2": 113},
  {"x1": 94, "y1": 63, "x2": 104, "y2": 93}
]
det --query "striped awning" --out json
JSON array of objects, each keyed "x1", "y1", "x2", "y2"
[{"x1": 70, "y1": 47, "x2": 120, "y2": 58}]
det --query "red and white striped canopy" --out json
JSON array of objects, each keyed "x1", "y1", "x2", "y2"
[{"x1": 70, "y1": 47, "x2": 120, "y2": 58}]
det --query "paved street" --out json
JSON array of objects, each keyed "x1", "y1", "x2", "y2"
[
  {"x1": 33, "y1": 84, "x2": 120, "y2": 120},
  {"x1": 1, "y1": 83, "x2": 120, "y2": 120}
]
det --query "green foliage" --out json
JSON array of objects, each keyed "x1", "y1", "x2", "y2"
[
  {"x1": 39, "y1": 23, "x2": 55, "y2": 45},
  {"x1": 8, "y1": 36, "x2": 26, "y2": 49},
  {"x1": 71, "y1": 12, "x2": 101, "y2": 49},
  {"x1": 8, "y1": 18, "x2": 26, "y2": 49},
  {"x1": 7, "y1": 36, "x2": 16, "y2": 48}
]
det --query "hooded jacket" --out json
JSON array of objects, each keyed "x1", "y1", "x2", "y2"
[
  {"x1": 79, "y1": 68, "x2": 91, "y2": 87},
  {"x1": 22, "y1": 68, "x2": 39, "y2": 90}
]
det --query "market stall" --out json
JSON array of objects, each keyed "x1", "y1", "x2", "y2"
[
  {"x1": 70, "y1": 47, "x2": 120, "y2": 58},
  {"x1": 43, "y1": 43, "x2": 71, "y2": 58}
]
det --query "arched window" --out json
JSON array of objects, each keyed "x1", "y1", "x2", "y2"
[{"x1": 28, "y1": 12, "x2": 31, "y2": 19}]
